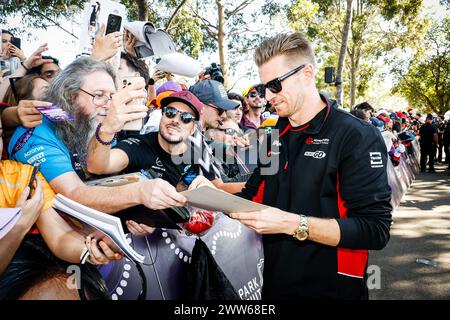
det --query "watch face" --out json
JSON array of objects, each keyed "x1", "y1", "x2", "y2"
[{"x1": 294, "y1": 230, "x2": 308, "y2": 241}]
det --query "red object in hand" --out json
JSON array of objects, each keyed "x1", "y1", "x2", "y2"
[{"x1": 182, "y1": 210, "x2": 215, "y2": 235}]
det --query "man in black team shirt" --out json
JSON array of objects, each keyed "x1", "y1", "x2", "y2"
[
  {"x1": 86, "y1": 90, "x2": 218, "y2": 187},
  {"x1": 194, "y1": 33, "x2": 392, "y2": 299}
]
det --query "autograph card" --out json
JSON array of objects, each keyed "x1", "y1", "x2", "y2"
[{"x1": 35, "y1": 105, "x2": 75, "y2": 122}]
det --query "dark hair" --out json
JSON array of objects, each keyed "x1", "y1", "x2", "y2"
[
  {"x1": 1, "y1": 29, "x2": 14, "y2": 37},
  {"x1": 120, "y1": 51, "x2": 150, "y2": 85},
  {"x1": 227, "y1": 92, "x2": 244, "y2": 106},
  {"x1": 0, "y1": 235, "x2": 110, "y2": 300},
  {"x1": 3, "y1": 74, "x2": 47, "y2": 105},
  {"x1": 354, "y1": 102, "x2": 374, "y2": 112},
  {"x1": 350, "y1": 108, "x2": 368, "y2": 121},
  {"x1": 29, "y1": 56, "x2": 60, "y2": 75},
  {"x1": 426, "y1": 114, "x2": 433, "y2": 120}
]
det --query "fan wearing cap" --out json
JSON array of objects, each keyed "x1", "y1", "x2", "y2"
[
  {"x1": 189, "y1": 80, "x2": 239, "y2": 130},
  {"x1": 86, "y1": 90, "x2": 218, "y2": 190},
  {"x1": 241, "y1": 84, "x2": 265, "y2": 131}
]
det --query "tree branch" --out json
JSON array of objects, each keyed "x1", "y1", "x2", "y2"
[
  {"x1": 226, "y1": 0, "x2": 255, "y2": 19},
  {"x1": 28, "y1": 9, "x2": 78, "y2": 39},
  {"x1": 228, "y1": 24, "x2": 265, "y2": 36},
  {"x1": 165, "y1": 0, "x2": 188, "y2": 31},
  {"x1": 187, "y1": 4, "x2": 219, "y2": 33}
]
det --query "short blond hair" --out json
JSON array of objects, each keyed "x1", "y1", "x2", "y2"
[{"x1": 254, "y1": 32, "x2": 316, "y2": 67}]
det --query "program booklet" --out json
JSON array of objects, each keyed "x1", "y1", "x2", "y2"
[
  {"x1": 0, "y1": 208, "x2": 22, "y2": 240},
  {"x1": 53, "y1": 194, "x2": 145, "y2": 263}
]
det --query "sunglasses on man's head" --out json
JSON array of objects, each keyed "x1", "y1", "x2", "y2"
[
  {"x1": 255, "y1": 64, "x2": 306, "y2": 98},
  {"x1": 162, "y1": 106, "x2": 196, "y2": 124}
]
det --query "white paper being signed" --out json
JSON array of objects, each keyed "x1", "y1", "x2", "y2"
[{"x1": 180, "y1": 186, "x2": 268, "y2": 213}]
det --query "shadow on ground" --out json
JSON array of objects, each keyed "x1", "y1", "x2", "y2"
[{"x1": 370, "y1": 163, "x2": 450, "y2": 300}]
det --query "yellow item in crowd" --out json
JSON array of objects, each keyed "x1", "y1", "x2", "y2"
[
  {"x1": 0, "y1": 160, "x2": 55, "y2": 211},
  {"x1": 261, "y1": 116, "x2": 279, "y2": 128},
  {"x1": 242, "y1": 85, "x2": 256, "y2": 97}
]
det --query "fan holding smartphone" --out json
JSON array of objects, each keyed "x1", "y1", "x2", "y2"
[
  {"x1": 1, "y1": 30, "x2": 24, "y2": 75},
  {"x1": 121, "y1": 76, "x2": 148, "y2": 131},
  {"x1": 9, "y1": 37, "x2": 26, "y2": 62},
  {"x1": 27, "y1": 161, "x2": 41, "y2": 199}
]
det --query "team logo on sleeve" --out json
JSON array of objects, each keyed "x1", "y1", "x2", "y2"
[{"x1": 370, "y1": 152, "x2": 383, "y2": 168}]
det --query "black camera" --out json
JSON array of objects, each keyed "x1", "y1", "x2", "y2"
[{"x1": 205, "y1": 63, "x2": 224, "y2": 84}]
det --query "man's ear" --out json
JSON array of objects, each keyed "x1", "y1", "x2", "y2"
[
  {"x1": 70, "y1": 93, "x2": 78, "y2": 105},
  {"x1": 190, "y1": 123, "x2": 196, "y2": 135},
  {"x1": 303, "y1": 64, "x2": 315, "y2": 81}
]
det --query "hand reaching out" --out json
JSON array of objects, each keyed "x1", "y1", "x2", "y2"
[
  {"x1": 22, "y1": 44, "x2": 53, "y2": 70},
  {"x1": 91, "y1": 24, "x2": 122, "y2": 62}
]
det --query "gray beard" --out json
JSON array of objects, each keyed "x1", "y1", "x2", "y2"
[{"x1": 54, "y1": 111, "x2": 97, "y2": 164}]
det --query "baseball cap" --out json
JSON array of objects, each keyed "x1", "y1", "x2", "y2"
[
  {"x1": 160, "y1": 91, "x2": 203, "y2": 120},
  {"x1": 390, "y1": 112, "x2": 399, "y2": 119},
  {"x1": 242, "y1": 85, "x2": 256, "y2": 97},
  {"x1": 377, "y1": 115, "x2": 390, "y2": 123},
  {"x1": 154, "y1": 90, "x2": 174, "y2": 108},
  {"x1": 370, "y1": 117, "x2": 384, "y2": 129},
  {"x1": 156, "y1": 81, "x2": 182, "y2": 95},
  {"x1": 189, "y1": 80, "x2": 239, "y2": 110}
]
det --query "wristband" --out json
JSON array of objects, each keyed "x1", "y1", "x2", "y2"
[
  {"x1": 80, "y1": 246, "x2": 90, "y2": 264},
  {"x1": 21, "y1": 61, "x2": 30, "y2": 72},
  {"x1": 95, "y1": 123, "x2": 117, "y2": 145}
]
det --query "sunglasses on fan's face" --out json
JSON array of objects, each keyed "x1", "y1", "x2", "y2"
[
  {"x1": 248, "y1": 91, "x2": 260, "y2": 98},
  {"x1": 162, "y1": 106, "x2": 196, "y2": 124},
  {"x1": 216, "y1": 127, "x2": 242, "y2": 136},
  {"x1": 255, "y1": 64, "x2": 306, "y2": 98}
]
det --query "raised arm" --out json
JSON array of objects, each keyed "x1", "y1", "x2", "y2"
[{"x1": 86, "y1": 80, "x2": 147, "y2": 175}]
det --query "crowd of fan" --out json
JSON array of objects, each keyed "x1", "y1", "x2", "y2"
[
  {"x1": 351, "y1": 102, "x2": 450, "y2": 173},
  {"x1": 1, "y1": 26, "x2": 449, "y2": 299}
]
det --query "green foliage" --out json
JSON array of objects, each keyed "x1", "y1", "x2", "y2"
[
  {"x1": 392, "y1": 18, "x2": 450, "y2": 114},
  {"x1": 288, "y1": 0, "x2": 429, "y2": 106}
]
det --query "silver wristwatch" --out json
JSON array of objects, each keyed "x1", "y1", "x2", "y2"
[{"x1": 292, "y1": 215, "x2": 309, "y2": 241}]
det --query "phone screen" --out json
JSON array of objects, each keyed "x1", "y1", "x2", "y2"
[
  {"x1": 11, "y1": 37, "x2": 21, "y2": 49},
  {"x1": 105, "y1": 14, "x2": 122, "y2": 35}
]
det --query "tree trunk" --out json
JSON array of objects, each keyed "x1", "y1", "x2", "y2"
[
  {"x1": 349, "y1": 45, "x2": 361, "y2": 108},
  {"x1": 135, "y1": 0, "x2": 148, "y2": 21},
  {"x1": 216, "y1": 0, "x2": 228, "y2": 87},
  {"x1": 335, "y1": 0, "x2": 353, "y2": 107}
]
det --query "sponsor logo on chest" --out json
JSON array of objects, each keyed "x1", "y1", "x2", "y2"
[
  {"x1": 306, "y1": 137, "x2": 330, "y2": 145},
  {"x1": 304, "y1": 150, "x2": 327, "y2": 159}
]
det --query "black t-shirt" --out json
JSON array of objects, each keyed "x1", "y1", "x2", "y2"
[
  {"x1": 114, "y1": 132, "x2": 215, "y2": 186},
  {"x1": 419, "y1": 123, "x2": 437, "y2": 147}
]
